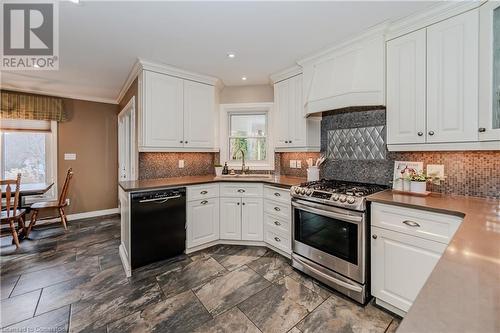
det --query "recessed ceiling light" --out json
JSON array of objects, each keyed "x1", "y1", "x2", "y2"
[
  {"x1": 241, "y1": 76, "x2": 247, "y2": 81},
  {"x1": 227, "y1": 53, "x2": 236, "y2": 59}
]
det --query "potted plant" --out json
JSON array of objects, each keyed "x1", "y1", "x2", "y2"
[
  {"x1": 214, "y1": 164, "x2": 223, "y2": 177},
  {"x1": 409, "y1": 170, "x2": 428, "y2": 193}
]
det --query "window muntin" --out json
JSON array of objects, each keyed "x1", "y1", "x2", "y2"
[{"x1": 228, "y1": 113, "x2": 267, "y2": 162}]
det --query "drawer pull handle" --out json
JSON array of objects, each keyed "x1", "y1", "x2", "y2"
[
  {"x1": 274, "y1": 237, "x2": 281, "y2": 242},
  {"x1": 274, "y1": 221, "x2": 281, "y2": 226},
  {"x1": 372, "y1": 235, "x2": 377, "y2": 239},
  {"x1": 200, "y1": 200, "x2": 208, "y2": 205},
  {"x1": 237, "y1": 189, "x2": 246, "y2": 193},
  {"x1": 274, "y1": 207, "x2": 281, "y2": 212},
  {"x1": 200, "y1": 191, "x2": 208, "y2": 195},
  {"x1": 403, "y1": 220, "x2": 421, "y2": 227},
  {"x1": 274, "y1": 192, "x2": 281, "y2": 197}
]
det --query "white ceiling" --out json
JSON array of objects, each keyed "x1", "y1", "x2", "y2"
[{"x1": 0, "y1": 1, "x2": 438, "y2": 103}]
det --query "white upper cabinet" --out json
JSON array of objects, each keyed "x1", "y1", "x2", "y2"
[
  {"x1": 299, "y1": 30, "x2": 385, "y2": 115},
  {"x1": 272, "y1": 73, "x2": 320, "y2": 152},
  {"x1": 479, "y1": 1, "x2": 500, "y2": 141},
  {"x1": 138, "y1": 61, "x2": 219, "y2": 152},
  {"x1": 183, "y1": 80, "x2": 216, "y2": 148},
  {"x1": 142, "y1": 70, "x2": 184, "y2": 148},
  {"x1": 426, "y1": 9, "x2": 479, "y2": 143},
  {"x1": 387, "y1": 29, "x2": 427, "y2": 144}
]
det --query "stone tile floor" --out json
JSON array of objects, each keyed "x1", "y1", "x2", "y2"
[{"x1": 0, "y1": 215, "x2": 401, "y2": 332}]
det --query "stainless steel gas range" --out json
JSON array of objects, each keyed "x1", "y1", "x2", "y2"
[{"x1": 290, "y1": 179, "x2": 387, "y2": 304}]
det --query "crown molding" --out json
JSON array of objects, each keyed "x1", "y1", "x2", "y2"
[
  {"x1": 386, "y1": 1, "x2": 484, "y2": 41},
  {"x1": 115, "y1": 59, "x2": 142, "y2": 104},
  {"x1": 269, "y1": 65, "x2": 303, "y2": 84},
  {"x1": 0, "y1": 84, "x2": 117, "y2": 105}
]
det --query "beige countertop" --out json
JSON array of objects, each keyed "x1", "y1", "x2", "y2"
[
  {"x1": 367, "y1": 190, "x2": 500, "y2": 333},
  {"x1": 119, "y1": 175, "x2": 306, "y2": 192}
]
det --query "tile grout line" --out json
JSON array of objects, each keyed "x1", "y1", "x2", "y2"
[
  {"x1": 32, "y1": 289, "x2": 43, "y2": 320},
  {"x1": 7, "y1": 274, "x2": 21, "y2": 298}
]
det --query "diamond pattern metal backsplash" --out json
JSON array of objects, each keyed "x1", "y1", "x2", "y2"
[{"x1": 327, "y1": 126, "x2": 386, "y2": 160}]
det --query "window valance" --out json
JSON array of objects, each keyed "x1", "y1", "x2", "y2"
[{"x1": 0, "y1": 90, "x2": 66, "y2": 122}]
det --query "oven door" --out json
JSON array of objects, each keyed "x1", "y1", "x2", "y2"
[{"x1": 292, "y1": 199, "x2": 366, "y2": 284}]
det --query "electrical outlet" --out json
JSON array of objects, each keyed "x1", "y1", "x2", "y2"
[
  {"x1": 307, "y1": 158, "x2": 313, "y2": 168},
  {"x1": 427, "y1": 164, "x2": 444, "y2": 178},
  {"x1": 296, "y1": 160, "x2": 302, "y2": 168},
  {"x1": 178, "y1": 160, "x2": 185, "y2": 168},
  {"x1": 289, "y1": 160, "x2": 297, "y2": 168}
]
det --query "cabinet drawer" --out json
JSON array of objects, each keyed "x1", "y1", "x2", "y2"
[
  {"x1": 220, "y1": 183, "x2": 263, "y2": 197},
  {"x1": 264, "y1": 186, "x2": 291, "y2": 203},
  {"x1": 371, "y1": 203, "x2": 462, "y2": 244},
  {"x1": 187, "y1": 184, "x2": 219, "y2": 201},
  {"x1": 265, "y1": 228, "x2": 291, "y2": 254},
  {"x1": 264, "y1": 200, "x2": 291, "y2": 220},
  {"x1": 264, "y1": 213, "x2": 290, "y2": 235}
]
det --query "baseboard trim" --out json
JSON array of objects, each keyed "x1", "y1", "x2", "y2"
[
  {"x1": 42, "y1": 208, "x2": 119, "y2": 223},
  {"x1": 185, "y1": 239, "x2": 292, "y2": 259}
]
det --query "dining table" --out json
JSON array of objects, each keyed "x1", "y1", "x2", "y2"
[{"x1": 1, "y1": 182, "x2": 55, "y2": 209}]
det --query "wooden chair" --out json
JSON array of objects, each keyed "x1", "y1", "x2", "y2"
[
  {"x1": 27, "y1": 168, "x2": 73, "y2": 236},
  {"x1": 1, "y1": 174, "x2": 26, "y2": 248}
]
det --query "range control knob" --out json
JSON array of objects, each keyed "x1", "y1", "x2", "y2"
[
  {"x1": 331, "y1": 194, "x2": 340, "y2": 201},
  {"x1": 347, "y1": 197, "x2": 356, "y2": 204},
  {"x1": 339, "y1": 195, "x2": 347, "y2": 203},
  {"x1": 294, "y1": 187, "x2": 301, "y2": 194},
  {"x1": 300, "y1": 188, "x2": 306, "y2": 195},
  {"x1": 305, "y1": 189, "x2": 313, "y2": 196}
]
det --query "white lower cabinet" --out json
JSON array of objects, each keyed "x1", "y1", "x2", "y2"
[
  {"x1": 371, "y1": 226, "x2": 446, "y2": 313},
  {"x1": 220, "y1": 197, "x2": 264, "y2": 241},
  {"x1": 187, "y1": 198, "x2": 219, "y2": 248},
  {"x1": 371, "y1": 203, "x2": 462, "y2": 315},
  {"x1": 219, "y1": 197, "x2": 244, "y2": 240}
]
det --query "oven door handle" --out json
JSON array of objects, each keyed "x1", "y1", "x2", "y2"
[
  {"x1": 292, "y1": 200, "x2": 363, "y2": 224},
  {"x1": 293, "y1": 254, "x2": 363, "y2": 293}
]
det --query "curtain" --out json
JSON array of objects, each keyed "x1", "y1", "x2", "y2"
[{"x1": 0, "y1": 90, "x2": 66, "y2": 122}]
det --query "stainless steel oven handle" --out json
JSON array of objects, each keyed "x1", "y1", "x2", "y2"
[
  {"x1": 293, "y1": 255, "x2": 363, "y2": 293},
  {"x1": 292, "y1": 200, "x2": 363, "y2": 224}
]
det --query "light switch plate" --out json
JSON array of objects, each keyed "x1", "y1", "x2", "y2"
[
  {"x1": 289, "y1": 160, "x2": 297, "y2": 168},
  {"x1": 296, "y1": 160, "x2": 302, "y2": 168},
  {"x1": 427, "y1": 164, "x2": 444, "y2": 178},
  {"x1": 64, "y1": 153, "x2": 76, "y2": 160},
  {"x1": 178, "y1": 160, "x2": 185, "y2": 168}
]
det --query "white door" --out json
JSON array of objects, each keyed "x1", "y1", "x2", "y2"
[
  {"x1": 371, "y1": 226, "x2": 446, "y2": 313},
  {"x1": 219, "y1": 197, "x2": 241, "y2": 240},
  {"x1": 274, "y1": 79, "x2": 291, "y2": 148},
  {"x1": 386, "y1": 29, "x2": 427, "y2": 144},
  {"x1": 187, "y1": 198, "x2": 219, "y2": 248},
  {"x1": 479, "y1": 1, "x2": 500, "y2": 141},
  {"x1": 143, "y1": 70, "x2": 184, "y2": 148},
  {"x1": 241, "y1": 198, "x2": 263, "y2": 241},
  {"x1": 288, "y1": 74, "x2": 307, "y2": 148},
  {"x1": 183, "y1": 80, "x2": 215, "y2": 148},
  {"x1": 426, "y1": 10, "x2": 479, "y2": 143},
  {"x1": 118, "y1": 97, "x2": 136, "y2": 181}
]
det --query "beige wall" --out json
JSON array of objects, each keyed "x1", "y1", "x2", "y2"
[
  {"x1": 220, "y1": 84, "x2": 274, "y2": 104},
  {"x1": 58, "y1": 98, "x2": 118, "y2": 214}
]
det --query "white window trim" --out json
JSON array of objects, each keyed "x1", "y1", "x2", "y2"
[
  {"x1": 219, "y1": 103, "x2": 274, "y2": 170},
  {"x1": 0, "y1": 120, "x2": 58, "y2": 203}
]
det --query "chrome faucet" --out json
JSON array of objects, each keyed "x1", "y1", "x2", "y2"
[{"x1": 235, "y1": 148, "x2": 250, "y2": 174}]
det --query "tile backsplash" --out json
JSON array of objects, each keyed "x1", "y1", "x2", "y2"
[
  {"x1": 321, "y1": 108, "x2": 500, "y2": 198},
  {"x1": 139, "y1": 152, "x2": 216, "y2": 179}
]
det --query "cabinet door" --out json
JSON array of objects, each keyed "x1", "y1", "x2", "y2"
[
  {"x1": 219, "y1": 197, "x2": 241, "y2": 240},
  {"x1": 386, "y1": 30, "x2": 426, "y2": 144},
  {"x1": 183, "y1": 80, "x2": 215, "y2": 148},
  {"x1": 288, "y1": 75, "x2": 307, "y2": 147},
  {"x1": 274, "y1": 79, "x2": 291, "y2": 148},
  {"x1": 427, "y1": 10, "x2": 479, "y2": 143},
  {"x1": 371, "y1": 226, "x2": 446, "y2": 313},
  {"x1": 142, "y1": 71, "x2": 184, "y2": 147},
  {"x1": 241, "y1": 198, "x2": 263, "y2": 241},
  {"x1": 187, "y1": 198, "x2": 219, "y2": 248},
  {"x1": 479, "y1": 1, "x2": 500, "y2": 141}
]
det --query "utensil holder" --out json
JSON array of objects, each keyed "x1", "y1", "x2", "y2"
[{"x1": 307, "y1": 167, "x2": 320, "y2": 182}]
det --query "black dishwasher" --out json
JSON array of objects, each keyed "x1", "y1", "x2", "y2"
[{"x1": 130, "y1": 187, "x2": 186, "y2": 269}]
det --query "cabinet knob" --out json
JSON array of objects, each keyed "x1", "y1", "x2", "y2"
[
  {"x1": 274, "y1": 236, "x2": 281, "y2": 242},
  {"x1": 180, "y1": 140, "x2": 184, "y2": 143},
  {"x1": 200, "y1": 191, "x2": 208, "y2": 195},
  {"x1": 285, "y1": 141, "x2": 289, "y2": 143},
  {"x1": 372, "y1": 235, "x2": 377, "y2": 239},
  {"x1": 479, "y1": 127, "x2": 486, "y2": 133},
  {"x1": 274, "y1": 192, "x2": 281, "y2": 197},
  {"x1": 428, "y1": 131, "x2": 435, "y2": 136},
  {"x1": 289, "y1": 140, "x2": 292, "y2": 143},
  {"x1": 242, "y1": 202, "x2": 246, "y2": 206},
  {"x1": 417, "y1": 132, "x2": 423, "y2": 136},
  {"x1": 200, "y1": 200, "x2": 208, "y2": 205},
  {"x1": 237, "y1": 189, "x2": 246, "y2": 193},
  {"x1": 237, "y1": 202, "x2": 240, "y2": 205},
  {"x1": 274, "y1": 207, "x2": 281, "y2": 212},
  {"x1": 185, "y1": 141, "x2": 188, "y2": 144},
  {"x1": 274, "y1": 221, "x2": 281, "y2": 226}
]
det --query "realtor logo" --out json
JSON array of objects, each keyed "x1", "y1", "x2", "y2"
[{"x1": 1, "y1": 1, "x2": 59, "y2": 70}]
